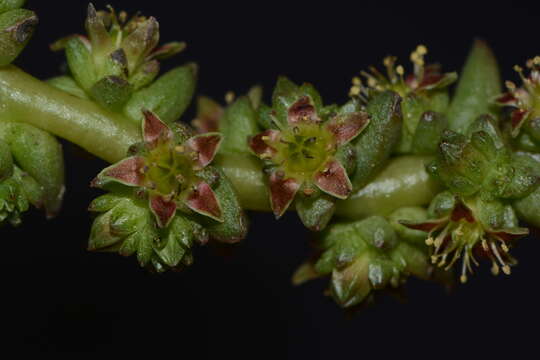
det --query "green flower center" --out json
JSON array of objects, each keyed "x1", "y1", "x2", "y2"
[
  {"x1": 143, "y1": 143, "x2": 197, "y2": 197},
  {"x1": 275, "y1": 124, "x2": 334, "y2": 179}
]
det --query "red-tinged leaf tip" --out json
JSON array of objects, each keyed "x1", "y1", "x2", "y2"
[
  {"x1": 186, "y1": 133, "x2": 222, "y2": 168},
  {"x1": 91, "y1": 156, "x2": 145, "y2": 187},
  {"x1": 288, "y1": 97, "x2": 320, "y2": 124},
  {"x1": 327, "y1": 112, "x2": 370, "y2": 145},
  {"x1": 142, "y1": 110, "x2": 173, "y2": 148},
  {"x1": 149, "y1": 194, "x2": 177, "y2": 228},
  {"x1": 269, "y1": 171, "x2": 301, "y2": 218},
  {"x1": 398, "y1": 219, "x2": 445, "y2": 232},
  {"x1": 186, "y1": 181, "x2": 223, "y2": 221},
  {"x1": 510, "y1": 109, "x2": 529, "y2": 137},
  {"x1": 495, "y1": 92, "x2": 518, "y2": 106},
  {"x1": 313, "y1": 159, "x2": 352, "y2": 199},
  {"x1": 248, "y1": 129, "x2": 280, "y2": 159}
]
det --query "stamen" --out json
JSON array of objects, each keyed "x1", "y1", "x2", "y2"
[{"x1": 225, "y1": 91, "x2": 235, "y2": 104}]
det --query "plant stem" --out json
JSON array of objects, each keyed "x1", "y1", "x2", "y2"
[
  {"x1": 0, "y1": 66, "x2": 140, "y2": 163},
  {"x1": 0, "y1": 66, "x2": 441, "y2": 218}
]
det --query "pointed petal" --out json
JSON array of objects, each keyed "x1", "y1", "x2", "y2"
[
  {"x1": 248, "y1": 129, "x2": 280, "y2": 159},
  {"x1": 313, "y1": 159, "x2": 352, "y2": 199},
  {"x1": 326, "y1": 112, "x2": 370, "y2": 145},
  {"x1": 489, "y1": 227, "x2": 529, "y2": 242},
  {"x1": 269, "y1": 171, "x2": 301, "y2": 218},
  {"x1": 186, "y1": 133, "x2": 222, "y2": 168},
  {"x1": 288, "y1": 96, "x2": 320, "y2": 124},
  {"x1": 192, "y1": 96, "x2": 223, "y2": 133},
  {"x1": 510, "y1": 109, "x2": 529, "y2": 137},
  {"x1": 495, "y1": 92, "x2": 518, "y2": 107},
  {"x1": 142, "y1": 110, "x2": 173, "y2": 148},
  {"x1": 419, "y1": 71, "x2": 457, "y2": 90},
  {"x1": 450, "y1": 202, "x2": 475, "y2": 222},
  {"x1": 398, "y1": 218, "x2": 446, "y2": 232},
  {"x1": 91, "y1": 156, "x2": 145, "y2": 188},
  {"x1": 148, "y1": 41, "x2": 186, "y2": 61},
  {"x1": 185, "y1": 181, "x2": 223, "y2": 221},
  {"x1": 149, "y1": 194, "x2": 177, "y2": 228}
]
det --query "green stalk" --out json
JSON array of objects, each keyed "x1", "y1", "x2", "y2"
[
  {"x1": 0, "y1": 66, "x2": 441, "y2": 218},
  {"x1": 0, "y1": 66, "x2": 139, "y2": 163}
]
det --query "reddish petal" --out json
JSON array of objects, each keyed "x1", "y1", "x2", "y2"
[
  {"x1": 326, "y1": 112, "x2": 370, "y2": 145},
  {"x1": 313, "y1": 159, "x2": 352, "y2": 199},
  {"x1": 142, "y1": 110, "x2": 173, "y2": 148},
  {"x1": 288, "y1": 97, "x2": 320, "y2": 124},
  {"x1": 495, "y1": 92, "x2": 518, "y2": 106},
  {"x1": 399, "y1": 219, "x2": 446, "y2": 232},
  {"x1": 150, "y1": 194, "x2": 177, "y2": 228},
  {"x1": 186, "y1": 182, "x2": 223, "y2": 222},
  {"x1": 450, "y1": 202, "x2": 475, "y2": 223},
  {"x1": 91, "y1": 156, "x2": 145, "y2": 188},
  {"x1": 248, "y1": 129, "x2": 280, "y2": 158},
  {"x1": 186, "y1": 133, "x2": 222, "y2": 168},
  {"x1": 510, "y1": 109, "x2": 529, "y2": 137},
  {"x1": 269, "y1": 171, "x2": 301, "y2": 218},
  {"x1": 419, "y1": 72, "x2": 457, "y2": 90},
  {"x1": 489, "y1": 227, "x2": 529, "y2": 242},
  {"x1": 192, "y1": 96, "x2": 223, "y2": 133}
]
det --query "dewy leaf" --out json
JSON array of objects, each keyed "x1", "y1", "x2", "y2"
[
  {"x1": 411, "y1": 111, "x2": 448, "y2": 155},
  {"x1": 47, "y1": 75, "x2": 90, "y2": 100},
  {"x1": 0, "y1": 1, "x2": 26, "y2": 14},
  {"x1": 351, "y1": 91, "x2": 402, "y2": 189},
  {"x1": 219, "y1": 96, "x2": 261, "y2": 155},
  {"x1": 447, "y1": 39, "x2": 502, "y2": 134},
  {"x1": 64, "y1": 36, "x2": 95, "y2": 91},
  {"x1": 124, "y1": 64, "x2": 197, "y2": 124},
  {"x1": 296, "y1": 192, "x2": 336, "y2": 231}
]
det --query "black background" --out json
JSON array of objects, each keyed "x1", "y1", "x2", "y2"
[{"x1": 4, "y1": 0, "x2": 540, "y2": 356}]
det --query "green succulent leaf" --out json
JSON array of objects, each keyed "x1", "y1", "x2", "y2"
[
  {"x1": 0, "y1": 8, "x2": 38, "y2": 66},
  {"x1": 218, "y1": 96, "x2": 261, "y2": 155}
]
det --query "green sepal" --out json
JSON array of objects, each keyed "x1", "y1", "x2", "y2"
[
  {"x1": 351, "y1": 91, "x2": 402, "y2": 189},
  {"x1": 0, "y1": 8, "x2": 37, "y2": 66},
  {"x1": 296, "y1": 190, "x2": 336, "y2": 232},
  {"x1": 88, "y1": 192, "x2": 208, "y2": 272},
  {"x1": 0, "y1": 122, "x2": 65, "y2": 217},
  {"x1": 124, "y1": 64, "x2": 197, "y2": 124},
  {"x1": 0, "y1": 165, "x2": 43, "y2": 226},
  {"x1": 427, "y1": 191, "x2": 456, "y2": 218},
  {"x1": 397, "y1": 94, "x2": 427, "y2": 153},
  {"x1": 0, "y1": 140, "x2": 13, "y2": 180},
  {"x1": 388, "y1": 206, "x2": 429, "y2": 245},
  {"x1": 64, "y1": 36, "x2": 95, "y2": 91},
  {"x1": 90, "y1": 76, "x2": 133, "y2": 112},
  {"x1": 0, "y1": 0, "x2": 25, "y2": 13},
  {"x1": 219, "y1": 96, "x2": 261, "y2": 154},
  {"x1": 195, "y1": 166, "x2": 248, "y2": 243},
  {"x1": 270, "y1": 77, "x2": 322, "y2": 126},
  {"x1": 411, "y1": 111, "x2": 448, "y2": 155},
  {"x1": 447, "y1": 40, "x2": 501, "y2": 134},
  {"x1": 47, "y1": 75, "x2": 89, "y2": 100}
]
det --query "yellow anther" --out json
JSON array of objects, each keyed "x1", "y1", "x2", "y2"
[
  {"x1": 383, "y1": 56, "x2": 393, "y2": 67},
  {"x1": 225, "y1": 91, "x2": 235, "y2": 104},
  {"x1": 534, "y1": 56, "x2": 540, "y2": 65},
  {"x1": 491, "y1": 263, "x2": 500, "y2": 276},
  {"x1": 396, "y1": 65, "x2": 405, "y2": 76},
  {"x1": 367, "y1": 77, "x2": 378, "y2": 87},
  {"x1": 481, "y1": 239, "x2": 489, "y2": 251},
  {"x1": 416, "y1": 44, "x2": 428, "y2": 55},
  {"x1": 514, "y1": 65, "x2": 523, "y2": 73},
  {"x1": 430, "y1": 255, "x2": 437, "y2": 264},
  {"x1": 261, "y1": 136, "x2": 270, "y2": 141},
  {"x1": 501, "y1": 244, "x2": 509, "y2": 253},
  {"x1": 460, "y1": 274, "x2": 467, "y2": 284},
  {"x1": 425, "y1": 237, "x2": 434, "y2": 246},
  {"x1": 502, "y1": 265, "x2": 511, "y2": 275},
  {"x1": 349, "y1": 86, "x2": 361, "y2": 96},
  {"x1": 505, "y1": 80, "x2": 516, "y2": 90},
  {"x1": 175, "y1": 145, "x2": 185, "y2": 153},
  {"x1": 352, "y1": 76, "x2": 361, "y2": 86}
]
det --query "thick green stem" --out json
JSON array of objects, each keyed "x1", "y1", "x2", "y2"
[
  {"x1": 0, "y1": 66, "x2": 441, "y2": 218},
  {"x1": 0, "y1": 66, "x2": 139, "y2": 163}
]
